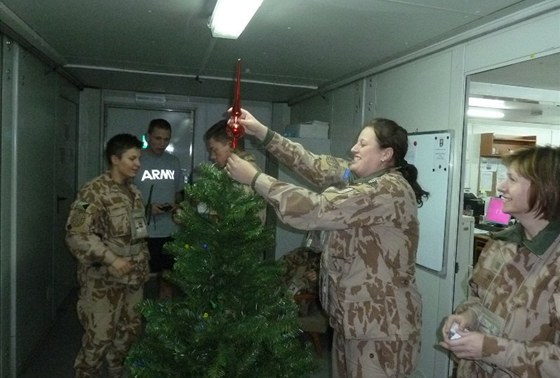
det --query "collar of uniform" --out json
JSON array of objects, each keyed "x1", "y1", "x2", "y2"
[
  {"x1": 101, "y1": 171, "x2": 113, "y2": 183},
  {"x1": 493, "y1": 219, "x2": 560, "y2": 256},
  {"x1": 236, "y1": 150, "x2": 255, "y2": 163},
  {"x1": 103, "y1": 171, "x2": 133, "y2": 191},
  {"x1": 351, "y1": 167, "x2": 395, "y2": 184}
]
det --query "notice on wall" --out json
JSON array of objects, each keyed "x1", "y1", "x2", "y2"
[
  {"x1": 480, "y1": 158, "x2": 498, "y2": 172},
  {"x1": 479, "y1": 171, "x2": 494, "y2": 192},
  {"x1": 496, "y1": 164, "x2": 508, "y2": 186}
]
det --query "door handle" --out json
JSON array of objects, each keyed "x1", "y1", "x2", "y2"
[{"x1": 56, "y1": 195, "x2": 68, "y2": 213}]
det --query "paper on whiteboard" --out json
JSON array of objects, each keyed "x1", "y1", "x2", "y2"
[{"x1": 432, "y1": 135, "x2": 450, "y2": 171}]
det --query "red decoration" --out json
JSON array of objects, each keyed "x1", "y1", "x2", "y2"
[{"x1": 228, "y1": 59, "x2": 244, "y2": 149}]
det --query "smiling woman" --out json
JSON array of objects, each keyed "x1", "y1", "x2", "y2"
[
  {"x1": 226, "y1": 108, "x2": 429, "y2": 377},
  {"x1": 441, "y1": 145, "x2": 560, "y2": 377}
]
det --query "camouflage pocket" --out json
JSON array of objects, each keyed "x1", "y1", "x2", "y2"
[
  {"x1": 343, "y1": 299, "x2": 388, "y2": 339},
  {"x1": 373, "y1": 338, "x2": 419, "y2": 376},
  {"x1": 108, "y1": 203, "x2": 130, "y2": 237},
  {"x1": 471, "y1": 266, "x2": 499, "y2": 305}
]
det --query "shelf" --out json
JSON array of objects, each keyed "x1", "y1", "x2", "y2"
[{"x1": 480, "y1": 133, "x2": 536, "y2": 157}]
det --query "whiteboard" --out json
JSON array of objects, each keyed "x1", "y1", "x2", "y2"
[{"x1": 405, "y1": 131, "x2": 452, "y2": 273}]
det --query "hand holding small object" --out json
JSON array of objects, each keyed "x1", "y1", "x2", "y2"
[
  {"x1": 448, "y1": 322, "x2": 462, "y2": 340},
  {"x1": 158, "y1": 203, "x2": 173, "y2": 212},
  {"x1": 226, "y1": 154, "x2": 258, "y2": 185}
]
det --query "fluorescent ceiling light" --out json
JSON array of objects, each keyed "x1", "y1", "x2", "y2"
[
  {"x1": 468, "y1": 97, "x2": 506, "y2": 109},
  {"x1": 467, "y1": 107, "x2": 505, "y2": 119},
  {"x1": 209, "y1": 0, "x2": 264, "y2": 39}
]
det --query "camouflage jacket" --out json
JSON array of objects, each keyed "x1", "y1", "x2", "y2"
[
  {"x1": 236, "y1": 151, "x2": 260, "y2": 193},
  {"x1": 456, "y1": 222, "x2": 560, "y2": 377},
  {"x1": 237, "y1": 150, "x2": 266, "y2": 224},
  {"x1": 281, "y1": 246, "x2": 321, "y2": 295},
  {"x1": 254, "y1": 131, "x2": 422, "y2": 340},
  {"x1": 66, "y1": 172, "x2": 150, "y2": 285}
]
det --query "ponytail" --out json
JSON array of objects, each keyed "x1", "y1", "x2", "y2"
[{"x1": 397, "y1": 160, "x2": 429, "y2": 207}]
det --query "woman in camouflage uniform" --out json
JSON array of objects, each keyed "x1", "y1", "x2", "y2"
[
  {"x1": 226, "y1": 108, "x2": 429, "y2": 377},
  {"x1": 66, "y1": 134, "x2": 150, "y2": 378},
  {"x1": 441, "y1": 145, "x2": 560, "y2": 378}
]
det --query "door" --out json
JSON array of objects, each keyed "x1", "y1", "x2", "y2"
[
  {"x1": 52, "y1": 96, "x2": 78, "y2": 314},
  {"x1": 104, "y1": 105, "x2": 195, "y2": 181}
]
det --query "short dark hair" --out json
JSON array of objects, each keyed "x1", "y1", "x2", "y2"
[
  {"x1": 147, "y1": 118, "x2": 171, "y2": 134},
  {"x1": 501, "y1": 145, "x2": 560, "y2": 220},
  {"x1": 105, "y1": 133, "x2": 142, "y2": 166},
  {"x1": 203, "y1": 119, "x2": 245, "y2": 150}
]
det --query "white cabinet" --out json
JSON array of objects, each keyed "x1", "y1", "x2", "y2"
[{"x1": 266, "y1": 137, "x2": 331, "y2": 259}]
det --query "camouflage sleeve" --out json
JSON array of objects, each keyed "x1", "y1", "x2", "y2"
[
  {"x1": 481, "y1": 335, "x2": 560, "y2": 377},
  {"x1": 456, "y1": 238, "x2": 560, "y2": 376},
  {"x1": 264, "y1": 131, "x2": 347, "y2": 189},
  {"x1": 65, "y1": 184, "x2": 118, "y2": 265},
  {"x1": 253, "y1": 169, "x2": 409, "y2": 231}
]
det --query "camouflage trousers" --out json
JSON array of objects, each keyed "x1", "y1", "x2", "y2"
[
  {"x1": 332, "y1": 330, "x2": 420, "y2": 377},
  {"x1": 74, "y1": 275, "x2": 143, "y2": 378}
]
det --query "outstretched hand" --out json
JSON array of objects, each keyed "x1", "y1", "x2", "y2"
[
  {"x1": 226, "y1": 154, "x2": 259, "y2": 185},
  {"x1": 228, "y1": 108, "x2": 268, "y2": 141}
]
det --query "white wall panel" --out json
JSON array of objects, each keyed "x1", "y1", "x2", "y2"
[
  {"x1": 1, "y1": 35, "x2": 16, "y2": 378},
  {"x1": 77, "y1": 88, "x2": 103, "y2": 188},
  {"x1": 330, "y1": 82, "x2": 364, "y2": 159},
  {"x1": 374, "y1": 51, "x2": 455, "y2": 132},
  {"x1": 1, "y1": 39, "x2": 80, "y2": 377},
  {"x1": 373, "y1": 49, "x2": 465, "y2": 378},
  {"x1": 290, "y1": 93, "x2": 333, "y2": 129},
  {"x1": 15, "y1": 48, "x2": 57, "y2": 373},
  {"x1": 464, "y1": 8, "x2": 560, "y2": 75}
]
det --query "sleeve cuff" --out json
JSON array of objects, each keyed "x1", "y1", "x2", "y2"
[
  {"x1": 251, "y1": 172, "x2": 262, "y2": 190},
  {"x1": 262, "y1": 129, "x2": 275, "y2": 146},
  {"x1": 104, "y1": 251, "x2": 118, "y2": 265}
]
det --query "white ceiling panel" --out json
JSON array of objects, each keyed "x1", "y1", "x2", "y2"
[{"x1": 0, "y1": 0, "x2": 555, "y2": 102}]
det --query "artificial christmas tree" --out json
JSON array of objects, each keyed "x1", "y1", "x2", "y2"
[{"x1": 127, "y1": 163, "x2": 316, "y2": 377}]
